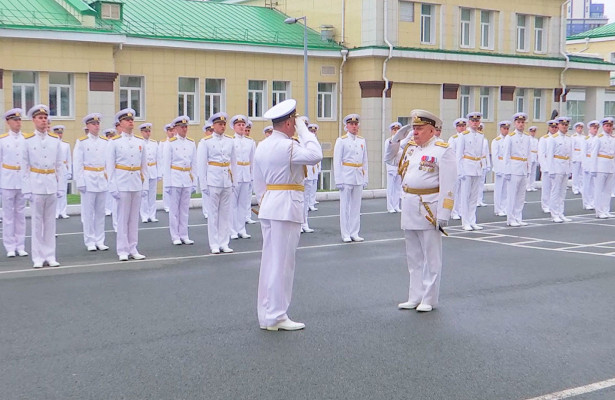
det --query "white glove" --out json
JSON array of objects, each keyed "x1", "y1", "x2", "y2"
[
  {"x1": 23, "y1": 192, "x2": 32, "y2": 201},
  {"x1": 78, "y1": 186, "x2": 86, "y2": 194},
  {"x1": 164, "y1": 187, "x2": 172, "y2": 196},
  {"x1": 141, "y1": 190, "x2": 148, "y2": 198},
  {"x1": 67, "y1": 174, "x2": 72, "y2": 180},
  {"x1": 591, "y1": 172, "x2": 597, "y2": 178},
  {"x1": 336, "y1": 184, "x2": 344, "y2": 191},
  {"x1": 505, "y1": 174, "x2": 511, "y2": 181},
  {"x1": 201, "y1": 187, "x2": 209, "y2": 196},
  {"x1": 436, "y1": 219, "x2": 448, "y2": 229},
  {"x1": 295, "y1": 117, "x2": 311, "y2": 142},
  {"x1": 392, "y1": 125, "x2": 412, "y2": 143},
  {"x1": 191, "y1": 186, "x2": 196, "y2": 194},
  {"x1": 56, "y1": 190, "x2": 63, "y2": 199},
  {"x1": 110, "y1": 190, "x2": 120, "y2": 200}
]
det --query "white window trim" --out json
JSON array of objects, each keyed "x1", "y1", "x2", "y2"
[
  {"x1": 420, "y1": 4, "x2": 436, "y2": 45},
  {"x1": 533, "y1": 89, "x2": 545, "y2": 121},
  {"x1": 49, "y1": 74, "x2": 74, "y2": 120},
  {"x1": 534, "y1": 16, "x2": 546, "y2": 54},
  {"x1": 459, "y1": 86, "x2": 473, "y2": 119},
  {"x1": 119, "y1": 75, "x2": 145, "y2": 120},
  {"x1": 459, "y1": 8, "x2": 474, "y2": 49},
  {"x1": 479, "y1": 87, "x2": 493, "y2": 122},
  {"x1": 204, "y1": 78, "x2": 226, "y2": 122},
  {"x1": 12, "y1": 71, "x2": 38, "y2": 119},
  {"x1": 316, "y1": 82, "x2": 337, "y2": 121},
  {"x1": 479, "y1": 10, "x2": 494, "y2": 50},
  {"x1": 178, "y1": 77, "x2": 199, "y2": 124},
  {"x1": 516, "y1": 14, "x2": 529, "y2": 53},
  {"x1": 515, "y1": 89, "x2": 527, "y2": 114},
  {"x1": 272, "y1": 81, "x2": 291, "y2": 107},
  {"x1": 247, "y1": 80, "x2": 267, "y2": 120}
]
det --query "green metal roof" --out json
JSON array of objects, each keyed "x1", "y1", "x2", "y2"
[
  {"x1": 0, "y1": 0, "x2": 342, "y2": 50},
  {"x1": 567, "y1": 22, "x2": 615, "y2": 40}
]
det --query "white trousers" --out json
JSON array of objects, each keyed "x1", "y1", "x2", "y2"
[
  {"x1": 163, "y1": 185, "x2": 170, "y2": 211},
  {"x1": 2, "y1": 189, "x2": 26, "y2": 253},
  {"x1": 494, "y1": 173, "x2": 508, "y2": 215},
  {"x1": 140, "y1": 179, "x2": 158, "y2": 221},
  {"x1": 386, "y1": 170, "x2": 401, "y2": 211},
  {"x1": 201, "y1": 192, "x2": 209, "y2": 218},
  {"x1": 404, "y1": 229, "x2": 442, "y2": 307},
  {"x1": 309, "y1": 178, "x2": 318, "y2": 207},
  {"x1": 582, "y1": 171, "x2": 595, "y2": 209},
  {"x1": 549, "y1": 173, "x2": 568, "y2": 219},
  {"x1": 541, "y1": 171, "x2": 551, "y2": 211},
  {"x1": 527, "y1": 162, "x2": 538, "y2": 190},
  {"x1": 339, "y1": 184, "x2": 363, "y2": 239},
  {"x1": 594, "y1": 173, "x2": 614, "y2": 217},
  {"x1": 303, "y1": 179, "x2": 313, "y2": 228},
  {"x1": 116, "y1": 191, "x2": 141, "y2": 256},
  {"x1": 169, "y1": 187, "x2": 191, "y2": 241},
  {"x1": 55, "y1": 178, "x2": 68, "y2": 217},
  {"x1": 452, "y1": 177, "x2": 462, "y2": 217},
  {"x1": 460, "y1": 176, "x2": 480, "y2": 226},
  {"x1": 506, "y1": 174, "x2": 527, "y2": 224},
  {"x1": 231, "y1": 182, "x2": 251, "y2": 236},
  {"x1": 81, "y1": 191, "x2": 107, "y2": 247},
  {"x1": 476, "y1": 169, "x2": 487, "y2": 205},
  {"x1": 571, "y1": 161, "x2": 583, "y2": 193},
  {"x1": 31, "y1": 194, "x2": 57, "y2": 264},
  {"x1": 245, "y1": 182, "x2": 253, "y2": 221},
  {"x1": 257, "y1": 218, "x2": 301, "y2": 327},
  {"x1": 207, "y1": 186, "x2": 232, "y2": 251}
]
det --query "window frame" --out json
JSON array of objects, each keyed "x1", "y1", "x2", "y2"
[
  {"x1": 317, "y1": 157, "x2": 333, "y2": 190},
  {"x1": 534, "y1": 16, "x2": 546, "y2": 53},
  {"x1": 516, "y1": 14, "x2": 529, "y2": 52},
  {"x1": 178, "y1": 77, "x2": 199, "y2": 123},
  {"x1": 479, "y1": 87, "x2": 492, "y2": 121},
  {"x1": 48, "y1": 72, "x2": 74, "y2": 119},
  {"x1": 247, "y1": 80, "x2": 267, "y2": 119},
  {"x1": 533, "y1": 89, "x2": 544, "y2": 121},
  {"x1": 515, "y1": 88, "x2": 527, "y2": 113},
  {"x1": 459, "y1": 86, "x2": 473, "y2": 119},
  {"x1": 317, "y1": 82, "x2": 336, "y2": 121},
  {"x1": 119, "y1": 75, "x2": 145, "y2": 120},
  {"x1": 12, "y1": 71, "x2": 38, "y2": 116},
  {"x1": 480, "y1": 10, "x2": 493, "y2": 50},
  {"x1": 272, "y1": 80, "x2": 291, "y2": 107},
  {"x1": 460, "y1": 7, "x2": 474, "y2": 48},
  {"x1": 204, "y1": 78, "x2": 225, "y2": 122},
  {"x1": 420, "y1": 3, "x2": 436, "y2": 45}
]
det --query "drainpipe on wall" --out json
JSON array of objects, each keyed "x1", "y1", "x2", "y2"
[
  {"x1": 339, "y1": 49, "x2": 348, "y2": 138},
  {"x1": 382, "y1": 0, "x2": 393, "y2": 188},
  {"x1": 560, "y1": 0, "x2": 571, "y2": 114}
]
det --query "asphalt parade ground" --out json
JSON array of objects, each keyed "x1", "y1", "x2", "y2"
[{"x1": 1, "y1": 191, "x2": 615, "y2": 400}]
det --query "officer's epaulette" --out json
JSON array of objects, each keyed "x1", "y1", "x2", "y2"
[
  {"x1": 48, "y1": 132, "x2": 60, "y2": 139},
  {"x1": 187, "y1": 137, "x2": 194, "y2": 142},
  {"x1": 451, "y1": 134, "x2": 458, "y2": 139},
  {"x1": 246, "y1": 136, "x2": 254, "y2": 140},
  {"x1": 598, "y1": 133, "x2": 604, "y2": 138},
  {"x1": 357, "y1": 135, "x2": 364, "y2": 139},
  {"x1": 224, "y1": 134, "x2": 234, "y2": 139},
  {"x1": 553, "y1": 133, "x2": 559, "y2": 138},
  {"x1": 435, "y1": 141, "x2": 449, "y2": 148},
  {"x1": 462, "y1": 130, "x2": 470, "y2": 135},
  {"x1": 523, "y1": 131, "x2": 530, "y2": 136},
  {"x1": 62, "y1": 140, "x2": 69, "y2": 144},
  {"x1": 161, "y1": 137, "x2": 167, "y2": 142},
  {"x1": 478, "y1": 131, "x2": 484, "y2": 134},
  {"x1": 585, "y1": 136, "x2": 591, "y2": 140},
  {"x1": 169, "y1": 136, "x2": 177, "y2": 142},
  {"x1": 134, "y1": 134, "x2": 145, "y2": 140},
  {"x1": 408, "y1": 140, "x2": 417, "y2": 146},
  {"x1": 100, "y1": 136, "x2": 109, "y2": 141},
  {"x1": 541, "y1": 134, "x2": 549, "y2": 138},
  {"x1": 292, "y1": 137, "x2": 300, "y2": 143},
  {"x1": 204, "y1": 135, "x2": 213, "y2": 140},
  {"x1": 23, "y1": 132, "x2": 35, "y2": 139},
  {"x1": 341, "y1": 134, "x2": 348, "y2": 139},
  {"x1": 0, "y1": 133, "x2": 8, "y2": 139},
  {"x1": 494, "y1": 136, "x2": 501, "y2": 141},
  {"x1": 149, "y1": 138, "x2": 156, "y2": 143},
  {"x1": 510, "y1": 132, "x2": 516, "y2": 137},
  {"x1": 112, "y1": 135, "x2": 122, "y2": 140}
]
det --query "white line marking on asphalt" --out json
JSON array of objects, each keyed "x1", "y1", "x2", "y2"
[{"x1": 524, "y1": 377, "x2": 615, "y2": 400}]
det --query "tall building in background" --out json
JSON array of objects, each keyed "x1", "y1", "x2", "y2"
[{"x1": 567, "y1": 0, "x2": 609, "y2": 36}]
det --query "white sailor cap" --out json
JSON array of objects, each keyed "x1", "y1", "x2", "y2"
[
  {"x1": 83, "y1": 113, "x2": 102, "y2": 125},
  {"x1": 601, "y1": 117, "x2": 615, "y2": 125},
  {"x1": 529, "y1": 126, "x2": 537, "y2": 131},
  {"x1": 389, "y1": 122, "x2": 402, "y2": 130},
  {"x1": 308, "y1": 124, "x2": 320, "y2": 131},
  {"x1": 203, "y1": 121, "x2": 213, "y2": 132},
  {"x1": 513, "y1": 112, "x2": 528, "y2": 121},
  {"x1": 498, "y1": 120, "x2": 511, "y2": 128},
  {"x1": 172, "y1": 116, "x2": 190, "y2": 127},
  {"x1": 139, "y1": 123, "x2": 152, "y2": 131},
  {"x1": 115, "y1": 108, "x2": 136, "y2": 122},
  {"x1": 557, "y1": 116, "x2": 571, "y2": 124},
  {"x1": 210, "y1": 112, "x2": 229, "y2": 124},
  {"x1": 547, "y1": 120, "x2": 558, "y2": 127},
  {"x1": 263, "y1": 125, "x2": 273, "y2": 133},
  {"x1": 410, "y1": 109, "x2": 442, "y2": 128},
  {"x1": 263, "y1": 99, "x2": 297, "y2": 124},
  {"x1": 51, "y1": 125, "x2": 65, "y2": 133},
  {"x1": 245, "y1": 120, "x2": 253, "y2": 129},
  {"x1": 588, "y1": 120, "x2": 600, "y2": 127},
  {"x1": 453, "y1": 118, "x2": 468, "y2": 127},
  {"x1": 4, "y1": 108, "x2": 23, "y2": 120},
  {"x1": 344, "y1": 114, "x2": 360, "y2": 124},
  {"x1": 466, "y1": 111, "x2": 482, "y2": 120},
  {"x1": 27, "y1": 104, "x2": 49, "y2": 118},
  {"x1": 103, "y1": 128, "x2": 116, "y2": 137},
  {"x1": 164, "y1": 123, "x2": 173, "y2": 132},
  {"x1": 230, "y1": 115, "x2": 248, "y2": 126},
  {"x1": 573, "y1": 122, "x2": 585, "y2": 128}
]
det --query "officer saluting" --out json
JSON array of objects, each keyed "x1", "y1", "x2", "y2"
[
  {"x1": 384, "y1": 110, "x2": 456, "y2": 312},
  {"x1": 254, "y1": 99, "x2": 322, "y2": 331}
]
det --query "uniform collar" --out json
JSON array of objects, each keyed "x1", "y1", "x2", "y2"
[
  {"x1": 122, "y1": 131, "x2": 133, "y2": 138},
  {"x1": 35, "y1": 129, "x2": 46, "y2": 137},
  {"x1": 9, "y1": 130, "x2": 20, "y2": 137},
  {"x1": 514, "y1": 129, "x2": 523, "y2": 135},
  {"x1": 88, "y1": 132, "x2": 99, "y2": 140},
  {"x1": 214, "y1": 132, "x2": 224, "y2": 139}
]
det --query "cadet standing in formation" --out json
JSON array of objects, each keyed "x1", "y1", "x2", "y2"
[
  {"x1": 334, "y1": 114, "x2": 368, "y2": 242},
  {"x1": 140, "y1": 123, "x2": 160, "y2": 223},
  {"x1": 53, "y1": 125, "x2": 72, "y2": 219},
  {"x1": 385, "y1": 122, "x2": 402, "y2": 213},
  {"x1": 230, "y1": 115, "x2": 254, "y2": 240},
  {"x1": 571, "y1": 122, "x2": 586, "y2": 195},
  {"x1": 582, "y1": 120, "x2": 599, "y2": 210},
  {"x1": 306, "y1": 123, "x2": 321, "y2": 212},
  {"x1": 591, "y1": 117, "x2": 615, "y2": 219},
  {"x1": 448, "y1": 118, "x2": 466, "y2": 220},
  {"x1": 492, "y1": 121, "x2": 510, "y2": 216},
  {"x1": 1, "y1": 109, "x2": 28, "y2": 258},
  {"x1": 502, "y1": 113, "x2": 531, "y2": 226},
  {"x1": 160, "y1": 123, "x2": 175, "y2": 213},
  {"x1": 538, "y1": 120, "x2": 559, "y2": 213},
  {"x1": 527, "y1": 126, "x2": 539, "y2": 192},
  {"x1": 547, "y1": 117, "x2": 573, "y2": 223},
  {"x1": 200, "y1": 121, "x2": 214, "y2": 220}
]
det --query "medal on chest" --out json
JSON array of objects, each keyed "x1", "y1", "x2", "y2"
[{"x1": 419, "y1": 155, "x2": 436, "y2": 172}]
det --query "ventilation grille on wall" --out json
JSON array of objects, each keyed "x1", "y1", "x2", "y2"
[{"x1": 321, "y1": 66, "x2": 336, "y2": 76}]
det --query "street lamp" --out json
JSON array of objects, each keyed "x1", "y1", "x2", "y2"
[{"x1": 284, "y1": 16, "x2": 308, "y2": 117}]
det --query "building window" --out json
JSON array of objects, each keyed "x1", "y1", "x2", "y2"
[
  {"x1": 533, "y1": 89, "x2": 544, "y2": 121},
  {"x1": 119, "y1": 75, "x2": 144, "y2": 118},
  {"x1": 48, "y1": 72, "x2": 72, "y2": 118},
  {"x1": 515, "y1": 88, "x2": 526, "y2": 113},
  {"x1": 178, "y1": 77, "x2": 198, "y2": 122},
  {"x1": 479, "y1": 87, "x2": 491, "y2": 120},
  {"x1": 318, "y1": 157, "x2": 333, "y2": 190},
  {"x1": 480, "y1": 10, "x2": 493, "y2": 49},
  {"x1": 205, "y1": 78, "x2": 224, "y2": 121},
  {"x1": 460, "y1": 8, "x2": 473, "y2": 48},
  {"x1": 398, "y1": 117, "x2": 410, "y2": 126},
  {"x1": 317, "y1": 82, "x2": 336, "y2": 120},
  {"x1": 420, "y1": 4, "x2": 435, "y2": 44},
  {"x1": 459, "y1": 86, "x2": 472, "y2": 118},
  {"x1": 272, "y1": 81, "x2": 290, "y2": 107},
  {"x1": 535, "y1": 16, "x2": 545, "y2": 53},
  {"x1": 248, "y1": 80, "x2": 266, "y2": 118},
  {"x1": 101, "y1": 3, "x2": 121, "y2": 20},
  {"x1": 605, "y1": 101, "x2": 615, "y2": 118},
  {"x1": 567, "y1": 100, "x2": 585, "y2": 125},
  {"x1": 399, "y1": 1, "x2": 414, "y2": 22},
  {"x1": 517, "y1": 14, "x2": 529, "y2": 52},
  {"x1": 12, "y1": 71, "x2": 37, "y2": 113}
]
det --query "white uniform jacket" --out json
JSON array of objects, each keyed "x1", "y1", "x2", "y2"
[
  {"x1": 0, "y1": 131, "x2": 25, "y2": 190},
  {"x1": 571, "y1": 133, "x2": 585, "y2": 163},
  {"x1": 491, "y1": 135, "x2": 506, "y2": 174},
  {"x1": 538, "y1": 133, "x2": 553, "y2": 173},
  {"x1": 384, "y1": 137, "x2": 400, "y2": 174},
  {"x1": 481, "y1": 139, "x2": 491, "y2": 171},
  {"x1": 254, "y1": 128, "x2": 323, "y2": 224},
  {"x1": 455, "y1": 129, "x2": 486, "y2": 177},
  {"x1": 60, "y1": 140, "x2": 72, "y2": 179},
  {"x1": 590, "y1": 133, "x2": 615, "y2": 174},
  {"x1": 163, "y1": 136, "x2": 196, "y2": 188},
  {"x1": 582, "y1": 135, "x2": 597, "y2": 172},
  {"x1": 333, "y1": 133, "x2": 368, "y2": 186},
  {"x1": 197, "y1": 133, "x2": 236, "y2": 189},
  {"x1": 21, "y1": 130, "x2": 63, "y2": 195},
  {"x1": 546, "y1": 133, "x2": 572, "y2": 175},
  {"x1": 503, "y1": 131, "x2": 531, "y2": 176},
  {"x1": 73, "y1": 133, "x2": 109, "y2": 192},
  {"x1": 387, "y1": 136, "x2": 456, "y2": 230},
  {"x1": 233, "y1": 134, "x2": 255, "y2": 183},
  {"x1": 106, "y1": 132, "x2": 148, "y2": 192},
  {"x1": 144, "y1": 139, "x2": 160, "y2": 181},
  {"x1": 529, "y1": 136, "x2": 539, "y2": 164}
]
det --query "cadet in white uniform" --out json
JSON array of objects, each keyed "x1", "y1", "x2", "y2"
[
  {"x1": 539, "y1": 121, "x2": 559, "y2": 213},
  {"x1": 107, "y1": 108, "x2": 148, "y2": 261},
  {"x1": 384, "y1": 110, "x2": 456, "y2": 312},
  {"x1": 163, "y1": 116, "x2": 196, "y2": 245},
  {"x1": 385, "y1": 122, "x2": 403, "y2": 213},
  {"x1": 244, "y1": 120, "x2": 258, "y2": 225},
  {"x1": 230, "y1": 115, "x2": 255, "y2": 239},
  {"x1": 582, "y1": 120, "x2": 599, "y2": 210},
  {"x1": 334, "y1": 114, "x2": 368, "y2": 242},
  {"x1": 547, "y1": 117, "x2": 573, "y2": 223},
  {"x1": 104, "y1": 128, "x2": 118, "y2": 218},
  {"x1": 591, "y1": 117, "x2": 615, "y2": 218},
  {"x1": 503, "y1": 113, "x2": 531, "y2": 226},
  {"x1": 526, "y1": 126, "x2": 539, "y2": 191},
  {"x1": 492, "y1": 121, "x2": 510, "y2": 216},
  {"x1": 263, "y1": 125, "x2": 273, "y2": 138},
  {"x1": 139, "y1": 123, "x2": 160, "y2": 223},
  {"x1": 477, "y1": 127, "x2": 491, "y2": 208},
  {"x1": 160, "y1": 123, "x2": 175, "y2": 213},
  {"x1": 22, "y1": 105, "x2": 62, "y2": 268},
  {"x1": 306, "y1": 124, "x2": 321, "y2": 211},
  {"x1": 52, "y1": 125, "x2": 72, "y2": 219},
  {"x1": 197, "y1": 112, "x2": 236, "y2": 254},
  {"x1": 448, "y1": 118, "x2": 466, "y2": 220},
  {"x1": 0, "y1": 109, "x2": 28, "y2": 258},
  {"x1": 200, "y1": 121, "x2": 214, "y2": 220},
  {"x1": 254, "y1": 99, "x2": 323, "y2": 331},
  {"x1": 73, "y1": 113, "x2": 110, "y2": 251},
  {"x1": 456, "y1": 112, "x2": 487, "y2": 231},
  {"x1": 571, "y1": 122, "x2": 586, "y2": 195}
]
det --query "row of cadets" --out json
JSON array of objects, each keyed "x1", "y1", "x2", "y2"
[
  {"x1": 334, "y1": 114, "x2": 368, "y2": 242},
  {"x1": 163, "y1": 116, "x2": 196, "y2": 245},
  {"x1": 527, "y1": 126, "x2": 539, "y2": 192},
  {"x1": 538, "y1": 119, "x2": 559, "y2": 213},
  {"x1": 197, "y1": 112, "x2": 236, "y2": 254},
  {"x1": 200, "y1": 121, "x2": 214, "y2": 220},
  {"x1": 140, "y1": 123, "x2": 161, "y2": 223},
  {"x1": 300, "y1": 122, "x2": 321, "y2": 233},
  {"x1": 477, "y1": 122, "x2": 491, "y2": 208},
  {"x1": 491, "y1": 120, "x2": 510, "y2": 216},
  {"x1": 447, "y1": 118, "x2": 467, "y2": 220},
  {"x1": 385, "y1": 122, "x2": 403, "y2": 213},
  {"x1": 230, "y1": 115, "x2": 255, "y2": 240},
  {"x1": 546, "y1": 116, "x2": 573, "y2": 223},
  {"x1": 589, "y1": 117, "x2": 615, "y2": 219},
  {"x1": 502, "y1": 112, "x2": 531, "y2": 226},
  {"x1": 571, "y1": 122, "x2": 586, "y2": 195},
  {"x1": 582, "y1": 120, "x2": 600, "y2": 210},
  {"x1": 52, "y1": 125, "x2": 72, "y2": 219},
  {"x1": 0, "y1": 108, "x2": 28, "y2": 258},
  {"x1": 456, "y1": 112, "x2": 488, "y2": 231}
]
